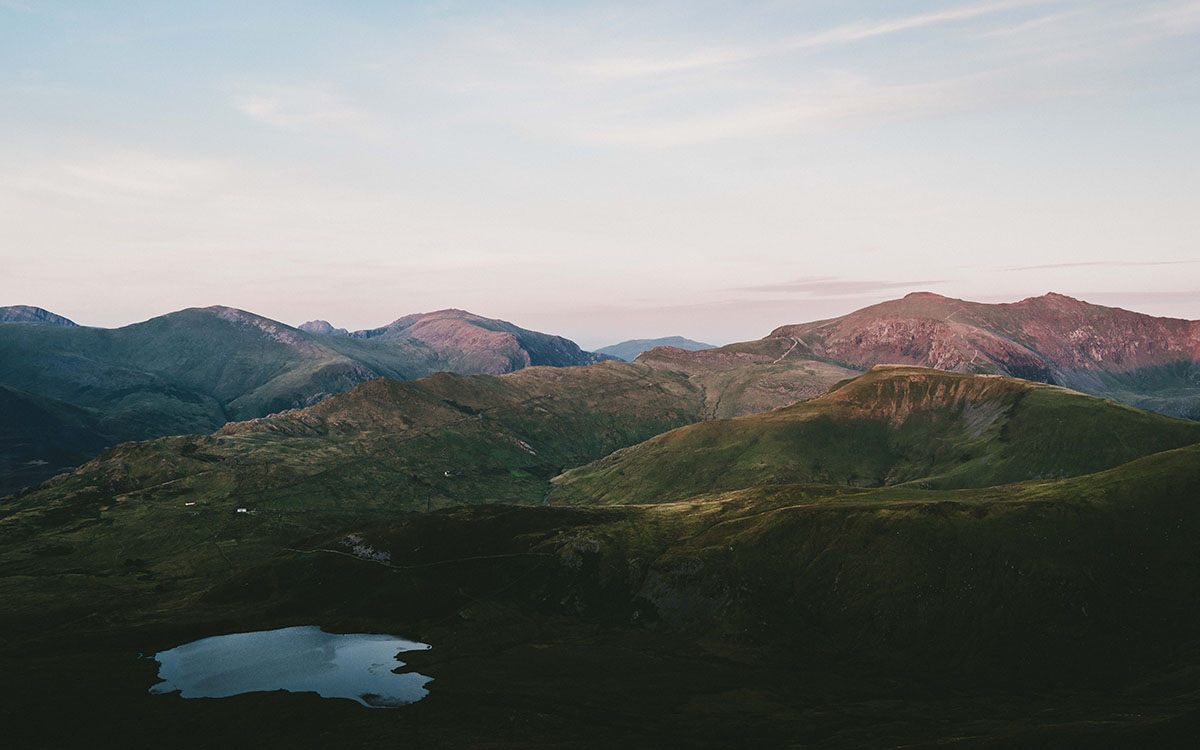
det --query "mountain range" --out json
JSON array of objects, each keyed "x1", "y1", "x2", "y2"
[
  {"x1": 0, "y1": 306, "x2": 612, "y2": 492},
  {"x1": 639, "y1": 291, "x2": 1200, "y2": 419},
  {"x1": 594, "y1": 336, "x2": 714, "y2": 361},
  {"x1": 4, "y1": 291, "x2": 1199, "y2": 497}
]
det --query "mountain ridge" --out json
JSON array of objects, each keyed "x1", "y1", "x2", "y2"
[
  {"x1": 596, "y1": 336, "x2": 714, "y2": 362},
  {"x1": 0, "y1": 305, "x2": 77, "y2": 326},
  {"x1": 643, "y1": 291, "x2": 1200, "y2": 419},
  {"x1": 0, "y1": 305, "x2": 616, "y2": 491},
  {"x1": 551, "y1": 365, "x2": 1200, "y2": 505}
]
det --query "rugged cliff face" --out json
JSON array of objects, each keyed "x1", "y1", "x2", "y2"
[
  {"x1": 769, "y1": 291, "x2": 1200, "y2": 378},
  {"x1": 642, "y1": 292, "x2": 1200, "y2": 420}
]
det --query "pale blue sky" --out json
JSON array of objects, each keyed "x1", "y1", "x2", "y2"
[{"x1": 2, "y1": 1, "x2": 1197, "y2": 347}]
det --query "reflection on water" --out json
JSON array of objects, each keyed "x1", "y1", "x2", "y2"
[{"x1": 149, "y1": 625, "x2": 432, "y2": 708}]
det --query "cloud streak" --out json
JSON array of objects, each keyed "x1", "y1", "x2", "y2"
[
  {"x1": 580, "y1": 0, "x2": 1051, "y2": 78},
  {"x1": 736, "y1": 277, "x2": 950, "y2": 296},
  {"x1": 574, "y1": 74, "x2": 971, "y2": 146},
  {"x1": 234, "y1": 86, "x2": 382, "y2": 137},
  {"x1": 1004, "y1": 260, "x2": 1200, "y2": 271}
]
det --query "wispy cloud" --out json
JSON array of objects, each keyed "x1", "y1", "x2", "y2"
[
  {"x1": 1004, "y1": 260, "x2": 1200, "y2": 271},
  {"x1": 976, "y1": 8, "x2": 1086, "y2": 37},
  {"x1": 234, "y1": 86, "x2": 382, "y2": 137},
  {"x1": 574, "y1": 73, "x2": 969, "y2": 146},
  {"x1": 1133, "y1": 0, "x2": 1200, "y2": 35},
  {"x1": 51, "y1": 153, "x2": 229, "y2": 196},
  {"x1": 1079, "y1": 290, "x2": 1200, "y2": 315},
  {"x1": 735, "y1": 276, "x2": 949, "y2": 296},
  {"x1": 580, "y1": 0, "x2": 1050, "y2": 78}
]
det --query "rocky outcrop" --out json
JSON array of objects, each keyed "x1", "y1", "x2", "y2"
[
  {"x1": 298, "y1": 319, "x2": 349, "y2": 336},
  {"x1": 0, "y1": 305, "x2": 77, "y2": 326}
]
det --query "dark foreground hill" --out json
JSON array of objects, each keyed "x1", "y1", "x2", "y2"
[
  {"x1": 3, "y1": 368, "x2": 1200, "y2": 746},
  {"x1": 642, "y1": 292, "x2": 1200, "y2": 419},
  {"x1": 0, "y1": 385, "x2": 108, "y2": 493},
  {"x1": 0, "y1": 306, "x2": 611, "y2": 492}
]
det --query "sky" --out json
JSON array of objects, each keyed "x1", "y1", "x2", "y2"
[{"x1": 1, "y1": 0, "x2": 1197, "y2": 348}]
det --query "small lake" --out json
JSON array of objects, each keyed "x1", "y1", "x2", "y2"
[{"x1": 148, "y1": 625, "x2": 433, "y2": 708}]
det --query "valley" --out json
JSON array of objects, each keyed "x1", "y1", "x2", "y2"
[{"x1": 4, "y1": 339, "x2": 1200, "y2": 747}]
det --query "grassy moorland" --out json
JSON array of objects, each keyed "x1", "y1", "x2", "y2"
[
  {"x1": 4, "y1": 366, "x2": 1200, "y2": 746},
  {"x1": 0, "y1": 310, "x2": 855, "y2": 494},
  {"x1": 4, "y1": 443, "x2": 1200, "y2": 747},
  {"x1": 2, "y1": 357, "x2": 855, "y2": 519},
  {"x1": 552, "y1": 366, "x2": 1200, "y2": 505}
]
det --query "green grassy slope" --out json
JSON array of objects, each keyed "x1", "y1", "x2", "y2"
[
  {"x1": 4, "y1": 443, "x2": 1200, "y2": 748},
  {"x1": 3, "y1": 348, "x2": 858, "y2": 513},
  {"x1": 552, "y1": 366, "x2": 1200, "y2": 505},
  {"x1": 0, "y1": 362, "x2": 709, "y2": 521},
  {"x1": 7, "y1": 439, "x2": 1200, "y2": 663},
  {"x1": 208, "y1": 442, "x2": 1200, "y2": 677}
]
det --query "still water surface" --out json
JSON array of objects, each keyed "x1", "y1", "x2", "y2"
[{"x1": 149, "y1": 625, "x2": 432, "y2": 707}]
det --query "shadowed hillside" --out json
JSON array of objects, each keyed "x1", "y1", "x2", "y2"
[
  {"x1": 0, "y1": 306, "x2": 613, "y2": 490},
  {"x1": 0, "y1": 386, "x2": 107, "y2": 495},
  {"x1": 5, "y1": 437, "x2": 1200, "y2": 748}
]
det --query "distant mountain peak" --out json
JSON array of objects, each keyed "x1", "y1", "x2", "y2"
[
  {"x1": 597, "y1": 336, "x2": 715, "y2": 362},
  {"x1": 298, "y1": 319, "x2": 349, "y2": 336},
  {"x1": 0, "y1": 305, "x2": 78, "y2": 326},
  {"x1": 902, "y1": 291, "x2": 951, "y2": 300},
  {"x1": 1015, "y1": 291, "x2": 1087, "y2": 307}
]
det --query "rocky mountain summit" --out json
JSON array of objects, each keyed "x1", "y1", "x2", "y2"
[
  {"x1": 301, "y1": 309, "x2": 612, "y2": 373},
  {"x1": 644, "y1": 292, "x2": 1200, "y2": 419},
  {"x1": 769, "y1": 292, "x2": 1200, "y2": 376},
  {"x1": 297, "y1": 319, "x2": 349, "y2": 336}
]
